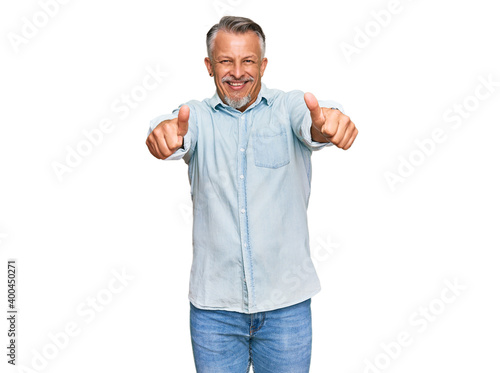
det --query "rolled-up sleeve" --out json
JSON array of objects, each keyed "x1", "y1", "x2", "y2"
[
  {"x1": 147, "y1": 103, "x2": 198, "y2": 164},
  {"x1": 287, "y1": 90, "x2": 344, "y2": 151}
]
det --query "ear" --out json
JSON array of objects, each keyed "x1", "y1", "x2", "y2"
[
  {"x1": 260, "y1": 58, "x2": 268, "y2": 77},
  {"x1": 204, "y1": 57, "x2": 214, "y2": 77}
]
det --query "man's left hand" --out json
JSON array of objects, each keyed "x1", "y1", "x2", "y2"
[{"x1": 304, "y1": 92, "x2": 358, "y2": 150}]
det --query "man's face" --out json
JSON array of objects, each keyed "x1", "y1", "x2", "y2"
[{"x1": 205, "y1": 31, "x2": 268, "y2": 112}]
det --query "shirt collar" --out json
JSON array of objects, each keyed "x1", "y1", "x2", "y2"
[{"x1": 207, "y1": 83, "x2": 276, "y2": 111}]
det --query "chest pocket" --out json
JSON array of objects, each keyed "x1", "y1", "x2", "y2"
[{"x1": 252, "y1": 121, "x2": 290, "y2": 169}]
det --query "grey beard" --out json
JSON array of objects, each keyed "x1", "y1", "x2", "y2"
[{"x1": 224, "y1": 94, "x2": 252, "y2": 109}]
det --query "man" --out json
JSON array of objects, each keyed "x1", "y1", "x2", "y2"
[{"x1": 146, "y1": 16, "x2": 358, "y2": 373}]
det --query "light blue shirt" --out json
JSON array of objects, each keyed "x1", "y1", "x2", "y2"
[{"x1": 148, "y1": 84, "x2": 343, "y2": 313}]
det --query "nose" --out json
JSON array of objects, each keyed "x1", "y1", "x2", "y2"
[{"x1": 230, "y1": 62, "x2": 244, "y2": 80}]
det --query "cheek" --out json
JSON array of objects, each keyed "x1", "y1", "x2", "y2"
[
  {"x1": 251, "y1": 67, "x2": 262, "y2": 78},
  {"x1": 214, "y1": 70, "x2": 221, "y2": 79},
  {"x1": 214, "y1": 71, "x2": 225, "y2": 83}
]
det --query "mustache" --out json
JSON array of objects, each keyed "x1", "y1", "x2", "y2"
[{"x1": 221, "y1": 76, "x2": 255, "y2": 83}]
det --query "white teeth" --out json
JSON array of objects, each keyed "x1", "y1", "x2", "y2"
[{"x1": 228, "y1": 82, "x2": 245, "y2": 86}]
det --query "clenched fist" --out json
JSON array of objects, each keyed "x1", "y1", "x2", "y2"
[
  {"x1": 146, "y1": 105, "x2": 190, "y2": 159},
  {"x1": 304, "y1": 93, "x2": 358, "y2": 150}
]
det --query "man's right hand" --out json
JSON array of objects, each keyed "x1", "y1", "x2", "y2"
[{"x1": 146, "y1": 105, "x2": 190, "y2": 159}]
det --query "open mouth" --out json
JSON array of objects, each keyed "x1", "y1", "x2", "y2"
[{"x1": 225, "y1": 81, "x2": 250, "y2": 91}]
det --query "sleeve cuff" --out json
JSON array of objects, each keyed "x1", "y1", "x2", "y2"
[{"x1": 300, "y1": 120, "x2": 334, "y2": 151}]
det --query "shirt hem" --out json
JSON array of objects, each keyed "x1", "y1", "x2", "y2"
[{"x1": 188, "y1": 287, "x2": 321, "y2": 314}]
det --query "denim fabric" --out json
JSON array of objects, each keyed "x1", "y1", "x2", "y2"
[
  {"x1": 148, "y1": 84, "x2": 343, "y2": 313},
  {"x1": 190, "y1": 298, "x2": 312, "y2": 373}
]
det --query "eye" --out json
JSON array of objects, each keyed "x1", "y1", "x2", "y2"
[
  {"x1": 244, "y1": 59, "x2": 254, "y2": 63},
  {"x1": 220, "y1": 60, "x2": 230, "y2": 64}
]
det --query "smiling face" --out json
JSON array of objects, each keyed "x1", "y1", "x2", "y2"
[{"x1": 205, "y1": 31, "x2": 268, "y2": 112}]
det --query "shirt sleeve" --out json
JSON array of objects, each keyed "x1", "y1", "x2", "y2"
[
  {"x1": 287, "y1": 90, "x2": 345, "y2": 152},
  {"x1": 147, "y1": 103, "x2": 199, "y2": 164}
]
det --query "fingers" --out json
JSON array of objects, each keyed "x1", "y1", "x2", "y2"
[
  {"x1": 330, "y1": 113, "x2": 351, "y2": 145},
  {"x1": 146, "y1": 131, "x2": 169, "y2": 159},
  {"x1": 338, "y1": 122, "x2": 358, "y2": 150},
  {"x1": 165, "y1": 123, "x2": 181, "y2": 153},
  {"x1": 146, "y1": 105, "x2": 190, "y2": 160},
  {"x1": 322, "y1": 110, "x2": 358, "y2": 150},
  {"x1": 319, "y1": 109, "x2": 340, "y2": 140},
  {"x1": 146, "y1": 120, "x2": 182, "y2": 160},
  {"x1": 177, "y1": 105, "x2": 190, "y2": 137},
  {"x1": 342, "y1": 127, "x2": 358, "y2": 150},
  {"x1": 304, "y1": 92, "x2": 325, "y2": 128}
]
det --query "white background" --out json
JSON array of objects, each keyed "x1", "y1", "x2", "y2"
[{"x1": 1, "y1": 0, "x2": 499, "y2": 372}]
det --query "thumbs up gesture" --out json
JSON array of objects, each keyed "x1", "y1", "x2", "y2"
[
  {"x1": 304, "y1": 93, "x2": 358, "y2": 150},
  {"x1": 146, "y1": 105, "x2": 190, "y2": 159}
]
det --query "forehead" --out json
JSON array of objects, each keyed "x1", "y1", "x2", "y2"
[{"x1": 213, "y1": 31, "x2": 261, "y2": 58}]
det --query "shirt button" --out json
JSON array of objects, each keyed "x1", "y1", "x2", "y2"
[
  {"x1": 239, "y1": 174, "x2": 244, "y2": 179},
  {"x1": 240, "y1": 148, "x2": 245, "y2": 152},
  {"x1": 240, "y1": 208, "x2": 245, "y2": 214},
  {"x1": 243, "y1": 243, "x2": 247, "y2": 247}
]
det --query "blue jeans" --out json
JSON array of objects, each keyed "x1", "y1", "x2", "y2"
[{"x1": 190, "y1": 298, "x2": 312, "y2": 372}]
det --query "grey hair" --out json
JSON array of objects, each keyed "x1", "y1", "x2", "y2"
[{"x1": 206, "y1": 16, "x2": 266, "y2": 61}]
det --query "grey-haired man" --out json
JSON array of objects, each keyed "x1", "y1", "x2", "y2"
[{"x1": 146, "y1": 16, "x2": 357, "y2": 372}]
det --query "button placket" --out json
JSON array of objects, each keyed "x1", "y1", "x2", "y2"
[{"x1": 237, "y1": 113, "x2": 254, "y2": 311}]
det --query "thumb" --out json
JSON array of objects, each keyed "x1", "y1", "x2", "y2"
[
  {"x1": 177, "y1": 105, "x2": 190, "y2": 136},
  {"x1": 304, "y1": 92, "x2": 325, "y2": 128}
]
